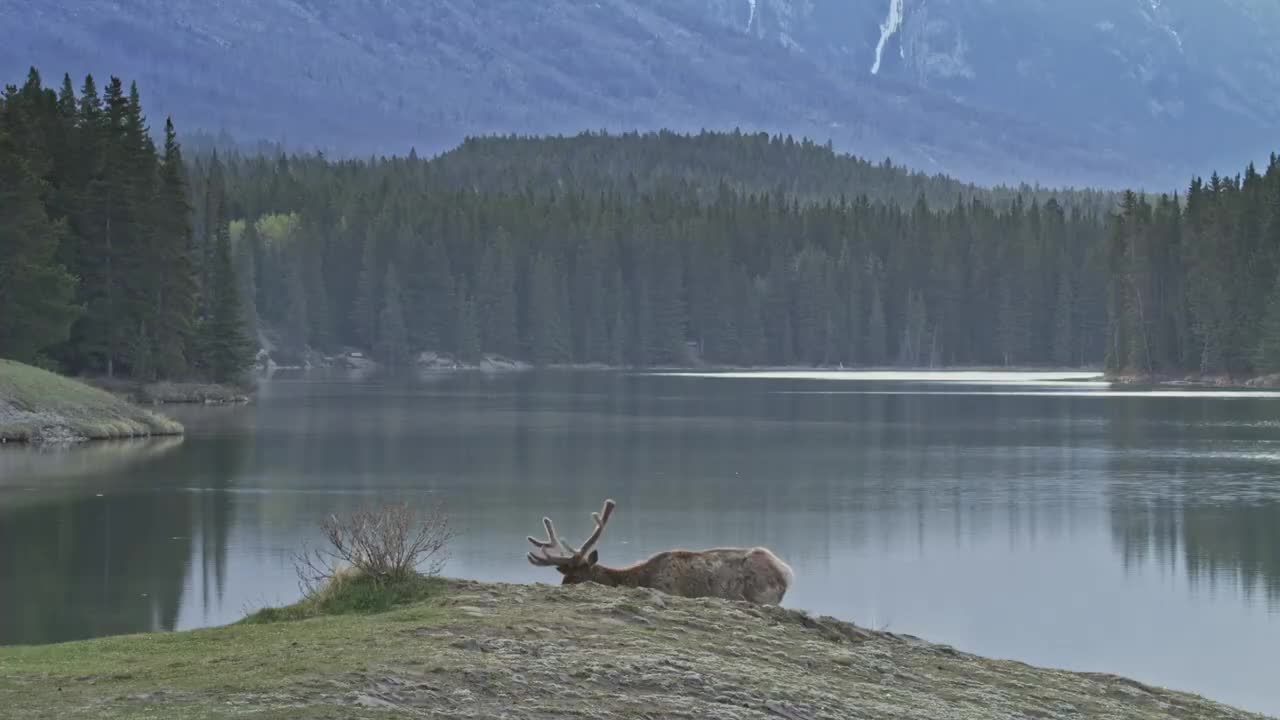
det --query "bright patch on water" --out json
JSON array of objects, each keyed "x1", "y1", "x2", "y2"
[{"x1": 651, "y1": 369, "x2": 1106, "y2": 384}]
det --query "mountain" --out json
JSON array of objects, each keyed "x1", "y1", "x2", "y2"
[{"x1": 3, "y1": 0, "x2": 1277, "y2": 188}]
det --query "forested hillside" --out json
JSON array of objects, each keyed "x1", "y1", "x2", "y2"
[
  {"x1": 5, "y1": 68, "x2": 1280, "y2": 378},
  {"x1": 0, "y1": 69, "x2": 252, "y2": 381},
  {"x1": 431, "y1": 133, "x2": 1119, "y2": 214},
  {"x1": 215, "y1": 146, "x2": 1110, "y2": 369}
]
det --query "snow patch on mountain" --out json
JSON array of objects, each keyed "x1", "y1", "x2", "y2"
[
  {"x1": 1141, "y1": 0, "x2": 1184, "y2": 52},
  {"x1": 871, "y1": 0, "x2": 905, "y2": 75}
]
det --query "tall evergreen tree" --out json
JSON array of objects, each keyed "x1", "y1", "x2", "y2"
[
  {"x1": 375, "y1": 267, "x2": 410, "y2": 367},
  {"x1": 150, "y1": 118, "x2": 198, "y2": 378},
  {"x1": 530, "y1": 255, "x2": 571, "y2": 365},
  {"x1": 199, "y1": 207, "x2": 254, "y2": 382},
  {"x1": 866, "y1": 273, "x2": 887, "y2": 366},
  {"x1": 0, "y1": 131, "x2": 80, "y2": 363},
  {"x1": 1254, "y1": 272, "x2": 1280, "y2": 374},
  {"x1": 455, "y1": 281, "x2": 481, "y2": 364}
]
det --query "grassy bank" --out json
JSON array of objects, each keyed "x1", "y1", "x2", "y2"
[
  {"x1": 0, "y1": 360, "x2": 184, "y2": 443},
  {"x1": 0, "y1": 578, "x2": 1266, "y2": 720}
]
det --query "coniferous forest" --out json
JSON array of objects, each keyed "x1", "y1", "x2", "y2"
[
  {"x1": 0, "y1": 69, "x2": 251, "y2": 382},
  {"x1": 4, "y1": 68, "x2": 1280, "y2": 378}
]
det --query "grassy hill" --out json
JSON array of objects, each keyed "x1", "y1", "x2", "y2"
[
  {"x1": 0, "y1": 359, "x2": 183, "y2": 443},
  {"x1": 0, "y1": 579, "x2": 1266, "y2": 719}
]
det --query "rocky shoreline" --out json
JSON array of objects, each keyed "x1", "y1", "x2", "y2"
[{"x1": 89, "y1": 378, "x2": 252, "y2": 405}]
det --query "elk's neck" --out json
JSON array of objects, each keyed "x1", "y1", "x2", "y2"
[{"x1": 588, "y1": 564, "x2": 640, "y2": 588}]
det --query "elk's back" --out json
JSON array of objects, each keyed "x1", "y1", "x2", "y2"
[{"x1": 642, "y1": 547, "x2": 792, "y2": 605}]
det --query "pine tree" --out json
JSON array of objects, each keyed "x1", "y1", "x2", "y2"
[
  {"x1": 737, "y1": 276, "x2": 767, "y2": 366},
  {"x1": 1254, "y1": 272, "x2": 1280, "y2": 374},
  {"x1": 0, "y1": 131, "x2": 80, "y2": 363},
  {"x1": 375, "y1": 267, "x2": 410, "y2": 367},
  {"x1": 846, "y1": 269, "x2": 864, "y2": 365},
  {"x1": 199, "y1": 212, "x2": 254, "y2": 382},
  {"x1": 530, "y1": 255, "x2": 571, "y2": 365},
  {"x1": 476, "y1": 234, "x2": 518, "y2": 357},
  {"x1": 151, "y1": 118, "x2": 198, "y2": 378},
  {"x1": 351, "y1": 233, "x2": 380, "y2": 350},
  {"x1": 234, "y1": 219, "x2": 261, "y2": 344},
  {"x1": 455, "y1": 281, "x2": 481, "y2": 364},
  {"x1": 866, "y1": 275, "x2": 887, "y2": 366},
  {"x1": 1052, "y1": 264, "x2": 1075, "y2": 367}
]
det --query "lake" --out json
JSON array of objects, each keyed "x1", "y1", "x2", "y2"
[{"x1": 1, "y1": 370, "x2": 1278, "y2": 715}]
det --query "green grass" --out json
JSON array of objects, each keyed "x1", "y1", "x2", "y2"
[
  {"x1": 0, "y1": 359, "x2": 183, "y2": 442},
  {"x1": 0, "y1": 573, "x2": 452, "y2": 719},
  {"x1": 241, "y1": 571, "x2": 444, "y2": 624}
]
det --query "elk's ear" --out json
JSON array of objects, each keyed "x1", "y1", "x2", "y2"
[{"x1": 586, "y1": 549, "x2": 599, "y2": 566}]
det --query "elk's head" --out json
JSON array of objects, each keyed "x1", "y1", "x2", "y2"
[{"x1": 526, "y1": 499, "x2": 615, "y2": 585}]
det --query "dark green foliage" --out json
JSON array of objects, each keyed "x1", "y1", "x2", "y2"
[
  {"x1": 476, "y1": 233, "x2": 519, "y2": 358},
  {"x1": 1255, "y1": 273, "x2": 1280, "y2": 374},
  {"x1": 455, "y1": 284, "x2": 481, "y2": 364},
  {"x1": 0, "y1": 130, "x2": 81, "y2": 363},
  {"x1": 199, "y1": 212, "x2": 255, "y2": 382},
  {"x1": 530, "y1": 255, "x2": 571, "y2": 365},
  {"x1": 375, "y1": 267, "x2": 410, "y2": 367},
  {"x1": 0, "y1": 69, "x2": 228, "y2": 381}
]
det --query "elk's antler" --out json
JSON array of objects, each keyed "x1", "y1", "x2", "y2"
[{"x1": 526, "y1": 499, "x2": 616, "y2": 567}]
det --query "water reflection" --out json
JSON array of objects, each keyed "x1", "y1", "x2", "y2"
[{"x1": 1, "y1": 371, "x2": 1278, "y2": 714}]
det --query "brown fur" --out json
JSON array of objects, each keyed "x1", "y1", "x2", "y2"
[
  {"x1": 528, "y1": 500, "x2": 794, "y2": 605},
  {"x1": 561, "y1": 547, "x2": 794, "y2": 605}
]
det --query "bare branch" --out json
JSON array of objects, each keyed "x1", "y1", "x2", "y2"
[{"x1": 293, "y1": 500, "x2": 453, "y2": 592}]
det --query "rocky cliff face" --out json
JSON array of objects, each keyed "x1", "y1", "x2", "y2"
[{"x1": 3, "y1": 0, "x2": 1276, "y2": 187}]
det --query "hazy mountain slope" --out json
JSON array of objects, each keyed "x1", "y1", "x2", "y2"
[{"x1": 2, "y1": 0, "x2": 1277, "y2": 188}]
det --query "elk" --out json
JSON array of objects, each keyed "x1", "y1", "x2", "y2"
[{"x1": 526, "y1": 499, "x2": 793, "y2": 605}]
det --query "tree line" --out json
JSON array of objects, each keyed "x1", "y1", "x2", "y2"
[
  {"x1": 212, "y1": 149, "x2": 1109, "y2": 369},
  {"x1": 7, "y1": 68, "x2": 1280, "y2": 378},
  {"x1": 1107, "y1": 157, "x2": 1280, "y2": 376},
  {"x1": 0, "y1": 69, "x2": 252, "y2": 381}
]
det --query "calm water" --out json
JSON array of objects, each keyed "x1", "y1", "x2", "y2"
[{"x1": 2, "y1": 370, "x2": 1279, "y2": 714}]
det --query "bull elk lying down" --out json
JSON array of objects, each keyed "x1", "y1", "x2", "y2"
[{"x1": 526, "y1": 499, "x2": 793, "y2": 605}]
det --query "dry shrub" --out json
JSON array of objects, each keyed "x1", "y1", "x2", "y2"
[{"x1": 296, "y1": 500, "x2": 452, "y2": 595}]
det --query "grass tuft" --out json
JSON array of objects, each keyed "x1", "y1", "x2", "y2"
[{"x1": 240, "y1": 569, "x2": 443, "y2": 625}]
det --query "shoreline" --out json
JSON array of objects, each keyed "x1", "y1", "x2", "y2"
[
  {"x1": 87, "y1": 377, "x2": 253, "y2": 405},
  {"x1": 0, "y1": 360, "x2": 184, "y2": 445},
  {"x1": 1107, "y1": 372, "x2": 1280, "y2": 389},
  {"x1": 0, "y1": 579, "x2": 1266, "y2": 719}
]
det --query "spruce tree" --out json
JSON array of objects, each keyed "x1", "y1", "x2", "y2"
[
  {"x1": 867, "y1": 276, "x2": 887, "y2": 366},
  {"x1": 199, "y1": 213, "x2": 254, "y2": 382},
  {"x1": 530, "y1": 255, "x2": 570, "y2": 365},
  {"x1": 1254, "y1": 272, "x2": 1280, "y2": 374},
  {"x1": 235, "y1": 219, "x2": 261, "y2": 344},
  {"x1": 0, "y1": 131, "x2": 80, "y2": 363},
  {"x1": 1052, "y1": 264, "x2": 1075, "y2": 367},
  {"x1": 152, "y1": 118, "x2": 198, "y2": 378},
  {"x1": 375, "y1": 267, "x2": 410, "y2": 367},
  {"x1": 351, "y1": 234, "x2": 380, "y2": 350},
  {"x1": 455, "y1": 282, "x2": 481, "y2": 364},
  {"x1": 476, "y1": 235, "x2": 518, "y2": 357}
]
